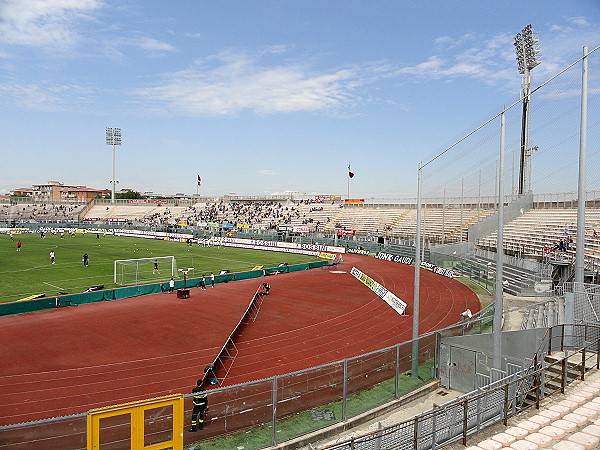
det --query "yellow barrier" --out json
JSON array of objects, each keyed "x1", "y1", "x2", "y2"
[
  {"x1": 16, "y1": 293, "x2": 46, "y2": 302},
  {"x1": 87, "y1": 394, "x2": 184, "y2": 450},
  {"x1": 318, "y1": 252, "x2": 337, "y2": 260}
]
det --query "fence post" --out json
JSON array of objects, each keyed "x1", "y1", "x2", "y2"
[
  {"x1": 561, "y1": 357, "x2": 566, "y2": 394},
  {"x1": 596, "y1": 337, "x2": 600, "y2": 369},
  {"x1": 272, "y1": 375, "x2": 278, "y2": 446},
  {"x1": 581, "y1": 347, "x2": 586, "y2": 381},
  {"x1": 548, "y1": 326, "x2": 553, "y2": 356},
  {"x1": 535, "y1": 371, "x2": 541, "y2": 410},
  {"x1": 413, "y1": 416, "x2": 419, "y2": 450},
  {"x1": 503, "y1": 384, "x2": 509, "y2": 426},
  {"x1": 374, "y1": 422, "x2": 384, "y2": 450},
  {"x1": 342, "y1": 359, "x2": 348, "y2": 421},
  {"x1": 395, "y1": 344, "x2": 400, "y2": 399},
  {"x1": 462, "y1": 399, "x2": 468, "y2": 446}
]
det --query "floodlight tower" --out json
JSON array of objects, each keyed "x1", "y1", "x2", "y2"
[
  {"x1": 105, "y1": 127, "x2": 122, "y2": 204},
  {"x1": 514, "y1": 25, "x2": 541, "y2": 195}
]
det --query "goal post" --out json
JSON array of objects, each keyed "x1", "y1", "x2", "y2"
[{"x1": 114, "y1": 256, "x2": 177, "y2": 286}]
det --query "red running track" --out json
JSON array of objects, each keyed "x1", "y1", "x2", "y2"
[{"x1": 0, "y1": 254, "x2": 479, "y2": 427}]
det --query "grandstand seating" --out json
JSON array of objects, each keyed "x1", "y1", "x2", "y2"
[
  {"x1": 0, "y1": 202, "x2": 86, "y2": 222},
  {"x1": 477, "y1": 208, "x2": 600, "y2": 271},
  {"x1": 464, "y1": 369, "x2": 600, "y2": 450}
]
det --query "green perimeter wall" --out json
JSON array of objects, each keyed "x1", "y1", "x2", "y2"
[{"x1": 0, "y1": 261, "x2": 328, "y2": 317}]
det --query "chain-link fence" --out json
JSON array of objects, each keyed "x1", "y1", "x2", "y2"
[
  {"x1": 320, "y1": 323, "x2": 600, "y2": 450},
  {"x1": 419, "y1": 45, "x2": 599, "y2": 250},
  {"x1": 0, "y1": 312, "x2": 494, "y2": 449}
]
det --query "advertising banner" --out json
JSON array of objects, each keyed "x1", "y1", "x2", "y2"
[
  {"x1": 318, "y1": 252, "x2": 337, "y2": 260},
  {"x1": 212, "y1": 236, "x2": 345, "y2": 254},
  {"x1": 113, "y1": 229, "x2": 194, "y2": 240},
  {"x1": 350, "y1": 266, "x2": 407, "y2": 315},
  {"x1": 375, "y1": 251, "x2": 455, "y2": 278},
  {"x1": 337, "y1": 228, "x2": 356, "y2": 236},
  {"x1": 347, "y1": 247, "x2": 370, "y2": 255},
  {"x1": 344, "y1": 199, "x2": 365, "y2": 204},
  {"x1": 314, "y1": 195, "x2": 341, "y2": 202}
]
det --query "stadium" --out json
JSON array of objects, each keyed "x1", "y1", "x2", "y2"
[{"x1": 2, "y1": 20, "x2": 600, "y2": 450}]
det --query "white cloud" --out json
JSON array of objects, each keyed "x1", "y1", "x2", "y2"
[
  {"x1": 0, "y1": 80, "x2": 92, "y2": 111},
  {"x1": 0, "y1": 0, "x2": 100, "y2": 48},
  {"x1": 567, "y1": 16, "x2": 590, "y2": 26},
  {"x1": 114, "y1": 37, "x2": 176, "y2": 54},
  {"x1": 136, "y1": 49, "x2": 359, "y2": 115},
  {"x1": 257, "y1": 170, "x2": 277, "y2": 175},
  {"x1": 396, "y1": 56, "x2": 446, "y2": 76},
  {"x1": 434, "y1": 32, "x2": 477, "y2": 49}
]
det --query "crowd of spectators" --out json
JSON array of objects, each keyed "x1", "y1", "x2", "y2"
[
  {"x1": 0, "y1": 203, "x2": 86, "y2": 222},
  {"x1": 136, "y1": 201, "x2": 305, "y2": 229}
]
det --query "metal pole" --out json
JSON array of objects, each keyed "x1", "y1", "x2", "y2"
[
  {"x1": 575, "y1": 46, "x2": 588, "y2": 285},
  {"x1": 342, "y1": 358, "x2": 348, "y2": 420},
  {"x1": 511, "y1": 152, "x2": 515, "y2": 200},
  {"x1": 460, "y1": 178, "x2": 464, "y2": 243},
  {"x1": 395, "y1": 344, "x2": 400, "y2": 398},
  {"x1": 111, "y1": 143, "x2": 116, "y2": 204},
  {"x1": 442, "y1": 189, "x2": 446, "y2": 245},
  {"x1": 422, "y1": 202, "x2": 426, "y2": 258},
  {"x1": 478, "y1": 171, "x2": 481, "y2": 218},
  {"x1": 347, "y1": 162, "x2": 350, "y2": 201},
  {"x1": 412, "y1": 162, "x2": 422, "y2": 378},
  {"x1": 518, "y1": 61, "x2": 531, "y2": 195},
  {"x1": 272, "y1": 376, "x2": 278, "y2": 446},
  {"x1": 493, "y1": 111, "x2": 506, "y2": 370}
]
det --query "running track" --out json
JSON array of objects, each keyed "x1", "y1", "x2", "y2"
[{"x1": 0, "y1": 254, "x2": 479, "y2": 430}]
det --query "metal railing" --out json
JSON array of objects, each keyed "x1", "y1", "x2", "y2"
[{"x1": 318, "y1": 323, "x2": 600, "y2": 450}]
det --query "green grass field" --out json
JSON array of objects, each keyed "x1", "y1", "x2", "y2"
[{"x1": 1, "y1": 232, "x2": 321, "y2": 304}]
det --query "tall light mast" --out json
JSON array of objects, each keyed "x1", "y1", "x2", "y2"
[{"x1": 514, "y1": 24, "x2": 541, "y2": 195}]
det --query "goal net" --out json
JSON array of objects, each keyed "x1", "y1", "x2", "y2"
[{"x1": 114, "y1": 256, "x2": 177, "y2": 286}]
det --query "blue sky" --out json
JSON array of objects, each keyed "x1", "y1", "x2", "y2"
[{"x1": 1, "y1": 0, "x2": 599, "y2": 198}]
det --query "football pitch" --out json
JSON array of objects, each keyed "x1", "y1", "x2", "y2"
[{"x1": 1, "y1": 232, "x2": 322, "y2": 304}]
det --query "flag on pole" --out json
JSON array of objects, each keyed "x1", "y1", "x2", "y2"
[
  {"x1": 197, "y1": 175, "x2": 201, "y2": 186},
  {"x1": 348, "y1": 164, "x2": 354, "y2": 178}
]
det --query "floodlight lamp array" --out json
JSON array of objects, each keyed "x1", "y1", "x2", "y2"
[
  {"x1": 106, "y1": 127, "x2": 122, "y2": 146},
  {"x1": 514, "y1": 24, "x2": 541, "y2": 74}
]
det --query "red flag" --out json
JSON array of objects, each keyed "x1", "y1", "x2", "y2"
[
  {"x1": 348, "y1": 164, "x2": 354, "y2": 178},
  {"x1": 197, "y1": 175, "x2": 201, "y2": 186}
]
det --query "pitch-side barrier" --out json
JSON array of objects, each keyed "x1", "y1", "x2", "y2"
[
  {"x1": 0, "y1": 261, "x2": 328, "y2": 317},
  {"x1": 200, "y1": 283, "x2": 269, "y2": 388}
]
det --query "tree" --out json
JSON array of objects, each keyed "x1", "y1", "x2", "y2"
[{"x1": 103, "y1": 190, "x2": 145, "y2": 199}]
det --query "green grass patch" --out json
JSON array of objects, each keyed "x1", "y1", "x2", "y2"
[
  {"x1": 0, "y1": 232, "x2": 322, "y2": 303},
  {"x1": 455, "y1": 276, "x2": 493, "y2": 296}
]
